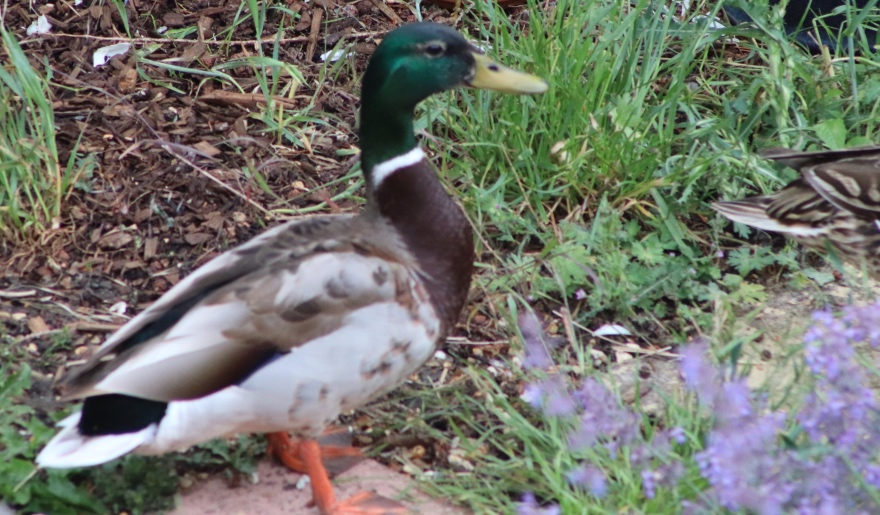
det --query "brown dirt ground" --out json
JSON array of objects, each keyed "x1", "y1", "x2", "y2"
[
  {"x1": 171, "y1": 459, "x2": 468, "y2": 514},
  {"x1": 0, "y1": 0, "x2": 540, "y2": 512}
]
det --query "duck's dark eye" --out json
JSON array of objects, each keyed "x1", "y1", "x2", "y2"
[{"x1": 424, "y1": 43, "x2": 445, "y2": 57}]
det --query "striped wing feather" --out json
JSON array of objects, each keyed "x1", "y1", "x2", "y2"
[
  {"x1": 712, "y1": 180, "x2": 836, "y2": 237},
  {"x1": 803, "y1": 159, "x2": 880, "y2": 218}
]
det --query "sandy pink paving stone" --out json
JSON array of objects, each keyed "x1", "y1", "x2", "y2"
[{"x1": 170, "y1": 459, "x2": 469, "y2": 515}]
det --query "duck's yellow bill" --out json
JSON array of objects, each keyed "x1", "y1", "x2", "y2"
[{"x1": 468, "y1": 52, "x2": 548, "y2": 95}]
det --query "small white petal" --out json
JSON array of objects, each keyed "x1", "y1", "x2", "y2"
[
  {"x1": 320, "y1": 49, "x2": 350, "y2": 62},
  {"x1": 593, "y1": 323, "x2": 632, "y2": 336},
  {"x1": 679, "y1": 0, "x2": 692, "y2": 15},
  {"x1": 26, "y1": 15, "x2": 52, "y2": 36},
  {"x1": 109, "y1": 301, "x2": 128, "y2": 315},
  {"x1": 93, "y1": 43, "x2": 131, "y2": 67}
]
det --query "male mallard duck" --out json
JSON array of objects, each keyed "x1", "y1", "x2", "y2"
[
  {"x1": 713, "y1": 146, "x2": 880, "y2": 277},
  {"x1": 37, "y1": 22, "x2": 547, "y2": 514}
]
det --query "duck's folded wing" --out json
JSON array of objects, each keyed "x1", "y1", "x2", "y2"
[
  {"x1": 84, "y1": 217, "x2": 347, "y2": 356},
  {"x1": 60, "y1": 217, "x2": 412, "y2": 402}
]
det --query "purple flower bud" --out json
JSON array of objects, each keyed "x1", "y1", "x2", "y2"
[
  {"x1": 680, "y1": 342, "x2": 722, "y2": 405},
  {"x1": 567, "y1": 465, "x2": 608, "y2": 497},
  {"x1": 518, "y1": 310, "x2": 553, "y2": 370},
  {"x1": 522, "y1": 378, "x2": 578, "y2": 417},
  {"x1": 517, "y1": 493, "x2": 560, "y2": 515},
  {"x1": 641, "y1": 468, "x2": 657, "y2": 499},
  {"x1": 543, "y1": 378, "x2": 577, "y2": 417},
  {"x1": 669, "y1": 426, "x2": 687, "y2": 444},
  {"x1": 568, "y1": 379, "x2": 639, "y2": 452},
  {"x1": 521, "y1": 383, "x2": 545, "y2": 410}
]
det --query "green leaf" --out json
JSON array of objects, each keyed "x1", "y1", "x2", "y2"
[
  {"x1": 813, "y1": 118, "x2": 847, "y2": 149},
  {"x1": 801, "y1": 268, "x2": 836, "y2": 286},
  {"x1": 726, "y1": 247, "x2": 777, "y2": 276}
]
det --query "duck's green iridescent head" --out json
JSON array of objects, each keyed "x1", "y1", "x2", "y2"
[{"x1": 359, "y1": 23, "x2": 547, "y2": 173}]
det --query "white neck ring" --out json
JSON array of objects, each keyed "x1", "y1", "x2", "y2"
[{"x1": 371, "y1": 147, "x2": 425, "y2": 189}]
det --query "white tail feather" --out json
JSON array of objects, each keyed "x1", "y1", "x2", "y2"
[
  {"x1": 713, "y1": 201, "x2": 829, "y2": 237},
  {"x1": 55, "y1": 412, "x2": 80, "y2": 428},
  {"x1": 36, "y1": 412, "x2": 156, "y2": 469},
  {"x1": 712, "y1": 201, "x2": 780, "y2": 231}
]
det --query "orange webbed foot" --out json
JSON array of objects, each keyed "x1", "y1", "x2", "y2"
[
  {"x1": 300, "y1": 439, "x2": 411, "y2": 515},
  {"x1": 326, "y1": 491, "x2": 411, "y2": 514},
  {"x1": 269, "y1": 435, "x2": 410, "y2": 514}
]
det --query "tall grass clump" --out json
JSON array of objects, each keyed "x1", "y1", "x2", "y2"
[
  {"x1": 422, "y1": 0, "x2": 880, "y2": 335},
  {"x1": 0, "y1": 28, "x2": 88, "y2": 242}
]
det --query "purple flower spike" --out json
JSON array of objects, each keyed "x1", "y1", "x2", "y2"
[
  {"x1": 544, "y1": 379, "x2": 578, "y2": 417},
  {"x1": 567, "y1": 465, "x2": 608, "y2": 498},
  {"x1": 521, "y1": 383, "x2": 545, "y2": 410},
  {"x1": 519, "y1": 301, "x2": 880, "y2": 513},
  {"x1": 695, "y1": 411, "x2": 790, "y2": 513},
  {"x1": 639, "y1": 461, "x2": 685, "y2": 500},
  {"x1": 569, "y1": 378, "x2": 639, "y2": 454},
  {"x1": 518, "y1": 310, "x2": 553, "y2": 370},
  {"x1": 715, "y1": 381, "x2": 752, "y2": 425},
  {"x1": 690, "y1": 303, "x2": 880, "y2": 514},
  {"x1": 679, "y1": 342, "x2": 722, "y2": 406},
  {"x1": 641, "y1": 468, "x2": 657, "y2": 499},
  {"x1": 669, "y1": 427, "x2": 686, "y2": 444},
  {"x1": 522, "y1": 377, "x2": 577, "y2": 417},
  {"x1": 517, "y1": 493, "x2": 560, "y2": 515},
  {"x1": 864, "y1": 464, "x2": 880, "y2": 490}
]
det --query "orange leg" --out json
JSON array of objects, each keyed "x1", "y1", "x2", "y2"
[
  {"x1": 267, "y1": 431, "x2": 364, "y2": 476},
  {"x1": 300, "y1": 439, "x2": 338, "y2": 513},
  {"x1": 267, "y1": 432, "x2": 307, "y2": 471},
  {"x1": 267, "y1": 432, "x2": 410, "y2": 515}
]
